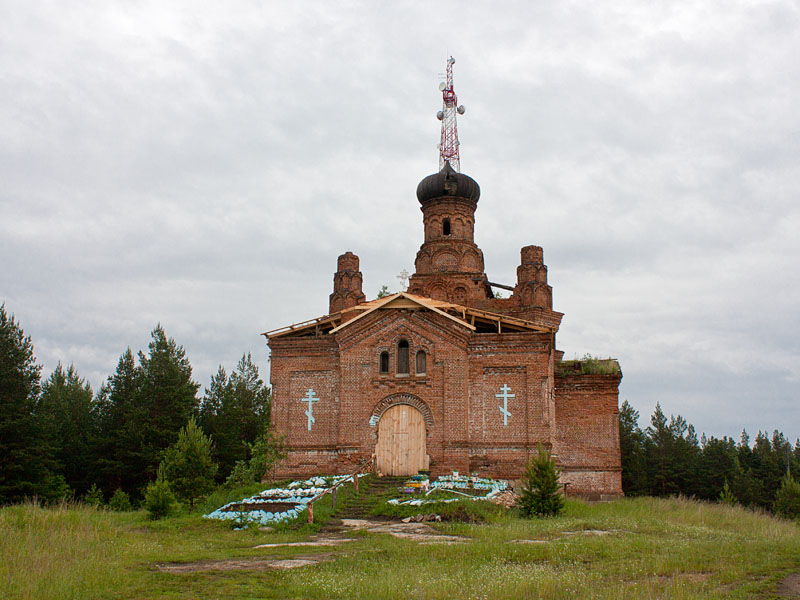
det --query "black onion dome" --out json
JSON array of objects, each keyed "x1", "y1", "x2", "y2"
[{"x1": 416, "y1": 161, "x2": 480, "y2": 204}]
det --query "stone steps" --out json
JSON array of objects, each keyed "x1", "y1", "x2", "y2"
[{"x1": 333, "y1": 476, "x2": 408, "y2": 519}]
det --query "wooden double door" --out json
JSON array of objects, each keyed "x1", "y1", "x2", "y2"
[{"x1": 375, "y1": 404, "x2": 429, "y2": 476}]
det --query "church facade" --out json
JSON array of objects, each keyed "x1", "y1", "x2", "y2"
[{"x1": 264, "y1": 162, "x2": 623, "y2": 498}]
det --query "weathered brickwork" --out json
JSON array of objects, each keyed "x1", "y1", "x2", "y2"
[
  {"x1": 554, "y1": 374, "x2": 623, "y2": 498},
  {"x1": 264, "y1": 162, "x2": 623, "y2": 497}
]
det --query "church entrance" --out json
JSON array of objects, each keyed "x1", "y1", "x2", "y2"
[{"x1": 375, "y1": 404, "x2": 429, "y2": 476}]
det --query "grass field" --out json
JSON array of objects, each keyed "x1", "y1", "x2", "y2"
[{"x1": 2, "y1": 488, "x2": 799, "y2": 599}]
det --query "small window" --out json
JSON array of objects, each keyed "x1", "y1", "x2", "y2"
[
  {"x1": 397, "y1": 340, "x2": 409, "y2": 374},
  {"x1": 415, "y1": 350, "x2": 427, "y2": 375},
  {"x1": 379, "y1": 351, "x2": 389, "y2": 374},
  {"x1": 442, "y1": 218, "x2": 451, "y2": 236}
]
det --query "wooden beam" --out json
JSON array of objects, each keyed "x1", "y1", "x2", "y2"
[{"x1": 488, "y1": 281, "x2": 515, "y2": 292}]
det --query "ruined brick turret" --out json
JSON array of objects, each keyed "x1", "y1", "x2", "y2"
[
  {"x1": 329, "y1": 251, "x2": 366, "y2": 314},
  {"x1": 514, "y1": 245, "x2": 553, "y2": 309}
]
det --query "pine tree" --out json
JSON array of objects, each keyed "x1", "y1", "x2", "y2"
[
  {"x1": 518, "y1": 444, "x2": 565, "y2": 518},
  {"x1": 108, "y1": 489, "x2": 132, "y2": 511},
  {"x1": 198, "y1": 365, "x2": 231, "y2": 479},
  {"x1": 619, "y1": 400, "x2": 648, "y2": 495},
  {"x1": 646, "y1": 403, "x2": 672, "y2": 496},
  {"x1": 144, "y1": 464, "x2": 176, "y2": 520},
  {"x1": 38, "y1": 363, "x2": 97, "y2": 496},
  {"x1": 161, "y1": 417, "x2": 218, "y2": 510},
  {"x1": 719, "y1": 479, "x2": 737, "y2": 505},
  {"x1": 94, "y1": 348, "x2": 143, "y2": 496},
  {"x1": 0, "y1": 305, "x2": 68, "y2": 503},
  {"x1": 774, "y1": 475, "x2": 800, "y2": 520},
  {"x1": 199, "y1": 354, "x2": 271, "y2": 482},
  {"x1": 697, "y1": 436, "x2": 738, "y2": 501},
  {"x1": 136, "y1": 325, "x2": 200, "y2": 484},
  {"x1": 95, "y1": 326, "x2": 199, "y2": 498},
  {"x1": 84, "y1": 483, "x2": 104, "y2": 507}
]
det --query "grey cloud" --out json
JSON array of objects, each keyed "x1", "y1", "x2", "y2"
[{"x1": 1, "y1": 0, "x2": 798, "y2": 441}]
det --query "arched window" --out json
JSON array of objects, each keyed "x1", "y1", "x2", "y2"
[
  {"x1": 415, "y1": 350, "x2": 427, "y2": 375},
  {"x1": 442, "y1": 218, "x2": 451, "y2": 236},
  {"x1": 397, "y1": 340, "x2": 409, "y2": 374},
  {"x1": 379, "y1": 351, "x2": 389, "y2": 374}
]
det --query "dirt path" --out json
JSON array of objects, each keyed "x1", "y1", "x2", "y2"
[
  {"x1": 338, "y1": 518, "x2": 470, "y2": 544},
  {"x1": 776, "y1": 572, "x2": 800, "y2": 598},
  {"x1": 155, "y1": 553, "x2": 335, "y2": 573},
  {"x1": 155, "y1": 518, "x2": 470, "y2": 573}
]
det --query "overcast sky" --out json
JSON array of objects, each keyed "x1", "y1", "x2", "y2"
[{"x1": 2, "y1": 1, "x2": 798, "y2": 442}]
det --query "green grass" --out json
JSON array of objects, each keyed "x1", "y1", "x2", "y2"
[
  {"x1": 556, "y1": 357, "x2": 621, "y2": 376},
  {"x1": 2, "y1": 493, "x2": 799, "y2": 599}
]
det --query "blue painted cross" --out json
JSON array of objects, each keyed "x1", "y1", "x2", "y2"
[
  {"x1": 301, "y1": 388, "x2": 319, "y2": 431},
  {"x1": 496, "y1": 384, "x2": 515, "y2": 426}
]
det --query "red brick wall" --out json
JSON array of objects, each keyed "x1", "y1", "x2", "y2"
[
  {"x1": 554, "y1": 374, "x2": 623, "y2": 498},
  {"x1": 269, "y1": 311, "x2": 623, "y2": 497},
  {"x1": 269, "y1": 336, "x2": 340, "y2": 475}
]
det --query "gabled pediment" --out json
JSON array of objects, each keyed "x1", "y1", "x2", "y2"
[
  {"x1": 333, "y1": 302, "x2": 473, "y2": 353},
  {"x1": 263, "y1": 292, "x2": 553, "y2": 341},
  {"x1": 328, "y1": 292, "x2": 475, "y2": 334}
]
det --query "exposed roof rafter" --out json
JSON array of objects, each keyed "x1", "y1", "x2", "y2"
[{"x1": 263, "y1": 292, "x2": 553, "y2": 340}]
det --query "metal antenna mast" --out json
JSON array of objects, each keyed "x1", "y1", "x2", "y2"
[{"x1": 436, "y1": 56, "x2": 466, "y2": 172}]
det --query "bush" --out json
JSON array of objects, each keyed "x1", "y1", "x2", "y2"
[
  {"x1": 224, "y1": 429, "x2": 286, "y2": 488},
  {"x1": 144, "y1": 465, "x2": 177, "y2": 520},
  {"x1": 518, "y1": 444, "x2": 565, "y2": 518},
  {"x1": 109, "y1": 489, "x2": 132, "y2": 511},
  {"x1": 84, "y1": 484, "x2": 104, "y2": 507},
  {"x1": 774, "y1": 475, "x2": 800, "y2": 520}
]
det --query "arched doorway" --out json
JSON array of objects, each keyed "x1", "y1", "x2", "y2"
[{"x1": 375, "y1": 404, "x2": 429, "y2": 476}]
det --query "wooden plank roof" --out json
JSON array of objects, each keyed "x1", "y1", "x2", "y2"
[{"x1": 262, "y1": 292, "x2": 553, "y2": 340}]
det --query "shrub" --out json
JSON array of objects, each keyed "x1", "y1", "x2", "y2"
[
  {"x1": 144, "y1": 465, "x2": 177, "y2": 520},
  {"x1": 109, "y1": 489, "x2": 132, "y2": 511},
  {"x1": 224, "y1": 429, "x2": 286, "y2": 488},
  {"x1": 519, "y1": 444, "x2": 565, "y2": 518},
  {"x1": 774, "y1": 475, "x2": 800, "y2": 520},
  {"x1": 84, "y1": 484, "x2": 104, "y2": 507}
]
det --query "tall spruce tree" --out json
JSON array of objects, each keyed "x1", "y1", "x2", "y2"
[
  {"x1": 0, "y1": 305, "x2": 68, "y2": 503},
  {"x1": 646, "y1": 403, "x2": 672, "y2": 496},
  {"x1": 94, "y1": 348, "x2": 142, "y2": 496},
  {"x1": 95, "y1": 326, "x2": 199, "y2": 498},
  {"x1": 199, "y1": 353, "x2": 271, "y2": 482},
  {"x1": 696, "y1": 436, "x2": 738, "y2": 500},
  {"x1": 135, "y1": 325, "x2": 199, "y2": 491},
  {"x1": 38, "y1": 363, "x2": 97, "y2": 496},
  {"x1": 619, "y1": 400, "x2": 648, "y2": 495}
]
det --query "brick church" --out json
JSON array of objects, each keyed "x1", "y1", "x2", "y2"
[{"x1": 264, "y1": 61, "x2": 623, "y2": 498}]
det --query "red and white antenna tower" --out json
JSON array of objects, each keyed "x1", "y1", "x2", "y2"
[{"x1": 436, "y1": 56, "x2": 466, "y2": 172}]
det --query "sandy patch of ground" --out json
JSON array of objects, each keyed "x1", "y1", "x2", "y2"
[
  {"x1": 339, "y1": 518, "x2": 471, "y2": 543},
  {"x1": 509, "y1": 529, "x2": 620, "y2": 545},
  {"x1": 253, "y1": 537, "x2": 357, "y2": 549},
  {"x1": 776, "y1": 572, "x2": 800, "y2": 598},
  {"x1": 155, "y1": 553, "x2": 335, "y2": 573}
]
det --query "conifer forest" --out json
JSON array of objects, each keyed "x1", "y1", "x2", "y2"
[{"x1": 1, "y1": 302, "x2": 798, "y2": 514}]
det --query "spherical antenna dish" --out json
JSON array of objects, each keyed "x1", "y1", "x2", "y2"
[
  {"x1": 438, "y1": 82, "x2": 446, "y2": 91},
  {"x1": 457, "y1": 105, "x2": 465, "y2": 115},
  {"x1": 436, "y1": 110, "x2": 444, "y2": 120}
]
